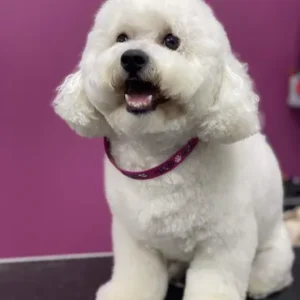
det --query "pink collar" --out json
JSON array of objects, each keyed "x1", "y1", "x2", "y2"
[{"x1": 104, "y1": 137, "x2": 199, "y2": 180}]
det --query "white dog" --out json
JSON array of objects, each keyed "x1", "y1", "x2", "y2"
[{"x1": 53, "y1": 0, "x2": 295, "y2": 299}]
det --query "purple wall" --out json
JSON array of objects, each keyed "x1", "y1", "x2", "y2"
[
  {"x1": 0, "y1": 0, "x2": 110, "y2": 258},
  {"x1": 0, "y1": 0, "x2": 299, "y2": 258}
]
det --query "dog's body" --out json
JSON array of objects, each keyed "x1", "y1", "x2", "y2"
[
  {"x1": 105, "y1": 133, "x2": 293, "y2": 299},
  {"x1": 107, "y1": 133, "x2": 282, "y2": 261},
  {"x1": 53, "y1": 0, "x2": 294, "y2": 299}
]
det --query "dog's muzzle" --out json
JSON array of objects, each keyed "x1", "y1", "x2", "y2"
[{"x1": 120, "y1": 49, "x2": 169, "y2": 115}]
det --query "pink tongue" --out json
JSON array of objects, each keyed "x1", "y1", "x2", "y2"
[{"x1": 126, "y1": 94, "x2": 151, "y2": 104}]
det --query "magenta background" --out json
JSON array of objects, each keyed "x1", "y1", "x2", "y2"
[{"x1": 0, "y1": 0, "x2": 299, "y2": 258}]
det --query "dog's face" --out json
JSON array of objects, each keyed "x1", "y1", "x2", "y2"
[
  {"x1": 81, "y1": 0, "x2": 229, "y2": 136},
  {"x1": 55, "y1": 0, "x2": 260, "y2": 143}
]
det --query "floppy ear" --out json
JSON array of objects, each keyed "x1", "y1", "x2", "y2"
[
  {"x1": 198, "y1": 54, "x2": 260, "y2": 144},
  {"x1": 53, "y1": 70, "x2": 110, "y2": 138}
]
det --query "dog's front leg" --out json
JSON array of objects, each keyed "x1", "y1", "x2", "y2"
[
  {"x1": 96, "y1": 218, "x2": 168, "y2": 300},
  {"x1": 183, "y1": 221, "x2": 257, "y2": 300}
]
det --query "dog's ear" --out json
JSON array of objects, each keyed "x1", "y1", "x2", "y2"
[
  {"x1": 53, "y1": 70, "x2": 109, "y2": 138},
  {"x1": 198, "y1": 54, "x2": 260, "y2": 144}
]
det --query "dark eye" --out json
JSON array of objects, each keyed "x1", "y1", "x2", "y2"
[
  {"x1": 116, "y1": 33, "x2": 129, "y2": 43},
  {"x1": 163, "y1": 34, "x2": 180, "y2": 50}
]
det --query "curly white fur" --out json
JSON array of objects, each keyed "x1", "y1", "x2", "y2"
[{"x1": 53, "y1": 0, "x2": 294, "y2": 300}]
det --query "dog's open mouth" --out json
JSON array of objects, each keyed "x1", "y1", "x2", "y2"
[{"x1": 124, "y1": 78, "x2": 166, "y2": 115}]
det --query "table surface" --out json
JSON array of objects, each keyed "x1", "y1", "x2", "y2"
[{"x1": 0, "y1": 249, "x2": 299, "y2": 300}]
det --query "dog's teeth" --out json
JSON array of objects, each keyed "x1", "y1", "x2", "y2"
[
  {"x1": 129, "y1": 101, "x2": 142, "y2": 108},
  {"x1": 125, "y1": 94, "x2": 152, "y2": 110}
]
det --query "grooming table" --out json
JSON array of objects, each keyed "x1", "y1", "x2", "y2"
[{"x1": 0, "y1": 249, "x2": 299, "y2": 300}]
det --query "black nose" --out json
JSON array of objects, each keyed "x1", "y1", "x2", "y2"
[{"x1": 121, "y1": 49, "x2": 149, "y2": 74}]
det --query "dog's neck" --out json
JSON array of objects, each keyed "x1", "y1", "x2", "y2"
[{"x1": 107, "y1": 133, "x2": 195, "y2": 172}]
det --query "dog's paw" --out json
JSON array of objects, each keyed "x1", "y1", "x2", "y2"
[
  {"x1": 185, "y1": 297, "x2": 236, "y2": 300},
  {"x1": 96, "y1": 281, "x2": 157, "y2": 300},
  {"x1": 96, "y1": 282, "x2": 115, "y2": 300},
  {"x1": 248, "y1": 272, "x2": 293, "y2": 300}
]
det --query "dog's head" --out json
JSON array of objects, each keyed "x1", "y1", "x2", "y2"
[{"x1": 55, "y1": 0, "x2": 260, "y2": 143}]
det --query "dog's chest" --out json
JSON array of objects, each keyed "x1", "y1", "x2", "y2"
[
  {"x1": 105, "y1": 139, "x2": 217, "y2": 260},
  {"x1": 132, "y1": 206, "x2": 203, "y2": 261},
  {"x1": 107, "y1": 163, "x2": 210, "y2": 260}
]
